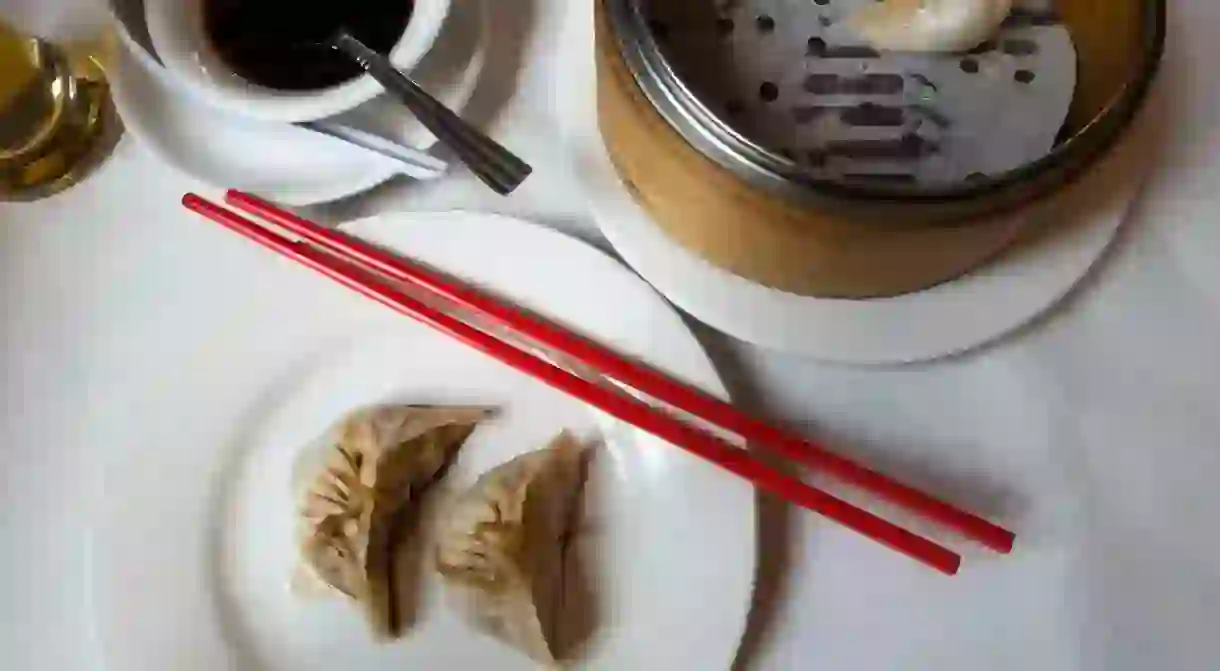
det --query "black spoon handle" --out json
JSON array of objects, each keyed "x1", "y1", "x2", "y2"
[{"x1": 331, "y1": 31, "x2": 532, "y2": 195}]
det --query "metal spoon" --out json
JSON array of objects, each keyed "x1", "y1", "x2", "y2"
[{"x1": 329, "y1": 31, "x2": 533, "y2": 195}]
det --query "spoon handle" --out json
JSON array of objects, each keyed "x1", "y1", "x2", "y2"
[
  {"x1": 331, "y1": 32, "x2": 532, "y2": 195},
  {"x1": 300, "y1": 121, "x2": 449, "y2": 179}
]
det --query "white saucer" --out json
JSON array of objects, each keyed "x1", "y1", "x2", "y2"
[
  {"x1": 554, "y1": 4, "x2": 1158, "y2": 365},
  {"x1": 107, "y1": 0, "x2": 487, "y2": 206}
]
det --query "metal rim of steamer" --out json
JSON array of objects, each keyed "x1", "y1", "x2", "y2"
[{"x1": 604, "y1": 0, "x2": 1167, "y2": 225}]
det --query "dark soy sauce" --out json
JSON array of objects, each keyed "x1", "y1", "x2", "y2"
[{"x1": 205, "y1": 0, "x2": 415, "y2": 91}]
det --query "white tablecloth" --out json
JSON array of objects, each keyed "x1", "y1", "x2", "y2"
[{"x1": 3, "y1": 0, "x2": 1219, "y2": 669}]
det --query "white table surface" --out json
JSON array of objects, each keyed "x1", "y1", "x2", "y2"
[{"x1": 3, "y1": 1, "x2": 1219, "y2": 669}]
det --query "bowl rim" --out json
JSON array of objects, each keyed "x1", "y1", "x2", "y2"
[
  {"x1": 142, "y1": 0, "x2": 451, "y2": 122},
  {"x1": 605, "y1": 0, "x2": 1167, "y2": 217}
]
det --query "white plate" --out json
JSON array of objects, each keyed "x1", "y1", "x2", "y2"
[
  {"x1": 107, "y1": 0, "x2": 486, "y2": 206},
  {"x1": 553, "y1": 3, "x2": 1158, "y2": 365},
  {"x1": 89, "y1": 212, "x2": 757, "y2": 670}
]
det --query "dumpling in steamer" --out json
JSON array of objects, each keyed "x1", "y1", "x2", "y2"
[
  {"x1": 299, "y1": 405, "x2": 491, "y2": 637},
  {"x1": 847, "y1": 0, "x2": 1014, "y2": 53},
  {"x1": 435, "y1": 432, "x2": 591, "y2": 665}
]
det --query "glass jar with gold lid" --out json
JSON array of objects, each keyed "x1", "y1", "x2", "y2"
[{"x1": 0, "y1": 19, "x2": 121, "y2": 201}]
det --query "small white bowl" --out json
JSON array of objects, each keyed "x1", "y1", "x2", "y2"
[{"x1": 144, "y1": 0, "x2": 449, "y2": 122}]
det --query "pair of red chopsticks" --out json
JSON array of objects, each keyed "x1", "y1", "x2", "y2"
[{"x1": 184, "y1": 190, "x2": 1015, "y2": 575}]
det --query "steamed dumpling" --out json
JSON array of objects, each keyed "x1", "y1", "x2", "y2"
[
  {"x1": 435, "y1": 432, "x2": 590, "y2": 665},
  {"x1": 847, "y1": 0, "x2": 1014, "y2": 53},
  {"x1": 299, "y1": 405, "x2": 491, "y2": 637}
]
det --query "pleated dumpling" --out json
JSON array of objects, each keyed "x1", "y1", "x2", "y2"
[
  {"x1": 299, "y1": 405, "x2": 491, "y2": 637},
  {"x1": 435, "y1": 432, "x2": 591, "y2": 666}
]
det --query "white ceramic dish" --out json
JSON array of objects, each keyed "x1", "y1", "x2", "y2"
[
  {"x1": 553, "y1": 2, "x2": 1156, "y2": 365},
  {"x1": 107, "y1": 0, "x2": 485, "y2": 206},
  {"x1": 144, "y1": 0, "x2": 450, "y2": 122},
  {"x1": 89, "y1": 212, "x2": 757, "y2": 670}
]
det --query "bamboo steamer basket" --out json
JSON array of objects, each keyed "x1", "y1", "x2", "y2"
[{"x1": 595, "y1": 0, "x2": 1165, "y2": 298}]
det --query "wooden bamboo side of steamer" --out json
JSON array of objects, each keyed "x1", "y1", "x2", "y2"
[{"x1": 593, "y1": 0, "x2": 1146, "y2": 299}]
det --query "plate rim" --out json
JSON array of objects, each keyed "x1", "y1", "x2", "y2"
[{"x1": 87, "y1": 210, "x2": 758, "y2": 670}]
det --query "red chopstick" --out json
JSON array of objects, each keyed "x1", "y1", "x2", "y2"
[
  {"x1": 183, "y1": 193, "x2": 963, "y2": 575},
  {"x1": 224, "y1": 190, "x2": 1015, "y2": 555}
]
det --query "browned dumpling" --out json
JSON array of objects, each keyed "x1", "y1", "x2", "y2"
[
  {"x1": 435, "y1": 432, "x2": 590, "y2": 665},
  {"x1": 299, "y1": 405, "x2": 491, "y2": 637}
]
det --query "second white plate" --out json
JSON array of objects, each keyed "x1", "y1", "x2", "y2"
[{"x1": 554, "y1": 2, "x2": 1159, "y2": 364}]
